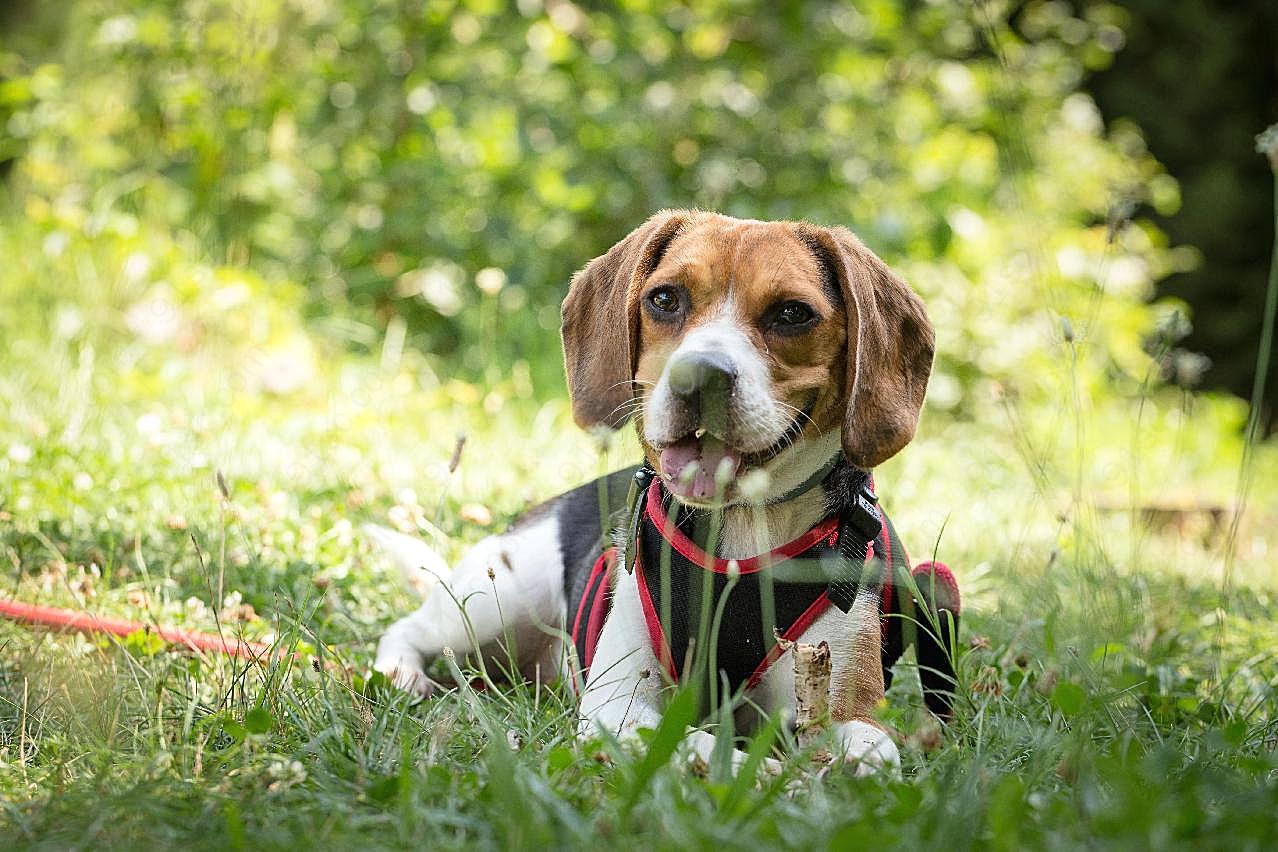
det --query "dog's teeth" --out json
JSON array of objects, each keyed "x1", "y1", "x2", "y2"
[{"x1": 695, "y1": 428, "x2": 706, "y2": 439}]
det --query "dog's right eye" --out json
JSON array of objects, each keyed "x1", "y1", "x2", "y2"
[{"x1": 647, "y1": 287, "x2": 681, "y2": 314}]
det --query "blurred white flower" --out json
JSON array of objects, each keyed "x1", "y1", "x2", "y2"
[
  {"x1": 738, "y1": 468, "x2": 772, "y2": 503},
  {"x1": 135, "y1": 412, "x2": 163, "y2": 436},
  {"x1": 1061, "y1": 93, "x2": 1103, "y2": 136},
  {"x1": 1107, "y1": 256, "x2": 1149, "y2": 296},
  {"x1": 406, "y1": 85, "x2": 437, "y2": 114},
  {"x1": 936, "y1": 62, "x2": 979, "y2": 114},
  {"x1": 42, "y1": 231, "x2": 69, "y2": 258},
  {"x1": 948, "y1": 208, "x2": 986, "y2": 241},
  {"x1": 249, "y1": 343, "x2": 316, "y2": 396},
  {"x1": 418, "y1": 270, "x2": 461, "y2": 316},
  {"x1": 54, "y1": 305, "x2": 84, "y2": 338},
  {"x1": 97, "y1": 15, "x2": 138, "y2": 46},
  {"x1": 122, "y1": 252, "x2": 152, "y2": 282},
  {"x1": 266, "y1": 758, "x2": 307, "y2": 791},
  {"x1": 645, "y1": 81, "x2": 675, "y2": 110},
  {"x1": 211, "y1": 282, "x2": 251, "y2": 309},
  {"x1": 399, "y1": 263, "x2": 465, "y2": 316},
  {"x1": 1174, "y1": 351, "x2": 1212, "y2": 386},
  {"x1": 475, "y1": 267, "x2": 506, "y2": 296},
  {"x1": 125, "y1": 296, "x2": 181, "y2": 343}
]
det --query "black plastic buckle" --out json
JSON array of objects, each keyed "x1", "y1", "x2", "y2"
[
  {"x1": 846, "y1": 481, "x2": 881, "y2": 542},
  {"x1": 828, "y1": 481, "x2": 881, "y2": 613},
  {"x1": 620, "y1": 466, "x2": 655, "y2": 574}
]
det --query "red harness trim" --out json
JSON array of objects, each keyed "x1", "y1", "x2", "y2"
[
  {"x1": 569, "y1": 548, "x2": 616, "y2": 694},
  {"x1": 878, "y1": 510, "x2": 894, "y2": 639},
  {"x1": 643, "y1": 481, "x2": 841, "y2": 575},
  {"x1": 573, "y1": 476, "x2": 917, "y2": 693},
  {"x1": 745, "y1": 592, "x2": 831, "y2": 689},
  {"x1": 633, "y1": 492, "x2": 881, "y2": 690},
  {"x1": 583, "y1": 551, "x2": 614, "y2": 665},
  {"x1": 634, "y1": 550, "x2": 678, "y2": 681}
]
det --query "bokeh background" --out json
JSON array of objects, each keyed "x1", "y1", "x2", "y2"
[
  {"x1": 2, "y1": 0, "x2": 1277, "y2": 670},
  {"x1": 4, "y1": 0, "x2": 1275, "y2": 421},
  {"x1": 1, "y1": 2, "x2": 1277, "y2": 844},
  {"x1": 4, "y1": 0, "x2": 1271, "y2": 402}
]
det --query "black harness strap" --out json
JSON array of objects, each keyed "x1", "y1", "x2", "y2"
[
  {"x1": 624, "y1": 465, "x2": 886, "y2": 610},
  {"x1": 828, "y1": 476, "x2": 885, "y2": 612},
  {"x1": 630, "y1": 466, "x2": 892, "y2": 696},
  {"x1": 569, "y1": 461, "x2": 960, "y2": 718},
  {"x1": 636, "y1": 492, "x2": 843, "y2": 692}
]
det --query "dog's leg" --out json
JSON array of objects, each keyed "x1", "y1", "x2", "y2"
[
  {"x1": 374, "y1": 514, "x2": 565, "y2": 696},
  {"x1": 576, "y1": 571, "x2": 665, "y2": 735},
  {"x1": 829, "y1": 588, "x2": 900, "y2": 776},
  {"x1": 578, "y1": 572, "x2": 783, "y2": 776}
]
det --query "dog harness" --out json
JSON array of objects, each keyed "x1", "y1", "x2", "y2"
[{"x1": 569, "y1": 465, "x2": 962, "y2": 714}]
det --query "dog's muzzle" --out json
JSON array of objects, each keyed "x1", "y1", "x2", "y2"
[{"x1": 666, "y1": 351, "x2": 737, "y2": 437}]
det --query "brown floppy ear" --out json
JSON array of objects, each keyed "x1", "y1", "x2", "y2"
[
  {"x1": 561, "y1": 209, "x2": 691, "y2": 429},
  {"x1": 797, "y1": 225, "x2": 935, "y2": 469}
]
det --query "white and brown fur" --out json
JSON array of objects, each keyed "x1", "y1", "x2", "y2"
[{"x1": 374, "y1": 211, "x2": 934, "y2": 775}]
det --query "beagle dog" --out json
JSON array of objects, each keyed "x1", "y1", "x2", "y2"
[{"x1": 374, "y1": 211, "x2": 957, "y2": 774}]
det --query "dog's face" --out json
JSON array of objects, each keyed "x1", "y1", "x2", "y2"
[
  {"x1": 562, "y1": 211, "x2": 934, "y2": 506},
  {"x1": 631, "y1": 220, "x2": 851, "y2": 502}
]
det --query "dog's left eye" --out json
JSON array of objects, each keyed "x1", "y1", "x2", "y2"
[{"x1": 773, "y1": 301, "x2": 816, "y2": 328}]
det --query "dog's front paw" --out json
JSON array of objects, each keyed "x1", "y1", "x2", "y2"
[
  {"x1": 374, "y1": 654, "x2": 438, "y2": 698},
  {"x1": 836, "y1": 720, "x2": 900, "y2": 778}
]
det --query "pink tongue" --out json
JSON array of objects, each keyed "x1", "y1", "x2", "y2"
[{"x1": 658, "y1": 435, "x2": 741, "y2": 502}]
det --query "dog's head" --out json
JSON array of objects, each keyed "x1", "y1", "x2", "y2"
[{"x1": 561, "y1": 210, "x2": 934, "y2": 506}]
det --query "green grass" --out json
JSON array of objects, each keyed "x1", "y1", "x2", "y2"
[{"x1": 2, "y1": 214, "x2": 1277, "y2": 850}]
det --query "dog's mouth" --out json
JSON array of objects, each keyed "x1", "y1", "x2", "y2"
[
  {"x1": 655, "y1": 410, "x2": 812, "y2": 503},
  {"x1": 657, "y1": 430, "x2": 742, "y2": 502}
]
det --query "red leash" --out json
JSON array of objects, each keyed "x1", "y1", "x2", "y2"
[{"x1": 0, "y1": 598, "x2": 277, "y2": 660}]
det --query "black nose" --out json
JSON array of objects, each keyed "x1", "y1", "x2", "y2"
[
  {"x1": 664, "y1": 352, "x2": 736, "y2": 439},
  {"x1": 667, "y1": 352, "x2": 736, "y2": 435},
  {"x1": 667, "y1": 351, "x2": 737, "y2": 399}
]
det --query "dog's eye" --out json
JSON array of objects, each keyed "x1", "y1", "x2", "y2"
[
  {"x1": 647, "y1": 287, "x2": 681, "y2": 314},
  {"x1": 774, "y1": 301, "x2": 815, "y2": 328}
]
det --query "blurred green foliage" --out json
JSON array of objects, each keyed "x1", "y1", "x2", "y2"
[
  {"x1": 1083, "y1": 0, "x2": 1278, "y2": 425},
  {"x1": 2, "y1": 0, "x2": 1185, "y2": 416}
]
